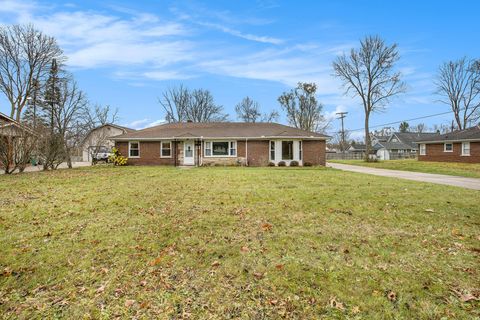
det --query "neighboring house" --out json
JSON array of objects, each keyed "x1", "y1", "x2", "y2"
[
  {"x1": 348, "y1": 144, "x2": 367, "y2": 153},
  {"x1": 416, "y1": 126, "x2": 480, "y2": 163},
  {"x1": 81, "y1": 124, "x2": 135, "y2": 162},
  {"x1": 0, "y1": 112, "x2": 21, "y2": 137},
  {"x1": 111, "y1": 122, "x2": 329, "y2": 166},
  {"x1": 374, "y1": 132, "x2": 439, "y2": 160}
]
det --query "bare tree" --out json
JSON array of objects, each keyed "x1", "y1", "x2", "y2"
[
  {"x1": 277, "y1": 82, "x2": 328, "y2": 132},
  {"x1": 0, "y1": 118, "x2": 37, "y2": 174},
  {"x1": 235, "y1": 97, "x2": 261, "y2": 122},
  {"x1": 85, "y1": 104, "x2": 118, "y2": 127},
  {"x1": 235, "y1": 96, "x2": 279, "y2": 122},
  {"x1": 436, "y1": 57, "x2": 480, "y2": 130},
  {"x1": 158, "y1": 85, "x2": 227, "y2": 122},
  {"x1": 54, "y1": 77, "x2": 89, "y2": 168},
  {"x1": 158, "y1": 85, "x2": 190, "y2": 123},
  {"x1": 187, "y1": 89, "x2": 227, "y2": 122},
  {"x1": 333, "y1": 35, "x2": 406, "y2": 160},
  {"x1": 0, "y1": 24, "x2": 64, "y2": 121},
  {"x1": 331, "y1": 130, "x2": 351, "y2": 152},
  {"x1": 413, "y1": 123, "x2": 426, "y2": 133}
]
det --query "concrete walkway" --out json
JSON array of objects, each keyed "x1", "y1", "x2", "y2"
[{"x1": 327, "y1": 162, "x2": 480, "y2": 190}]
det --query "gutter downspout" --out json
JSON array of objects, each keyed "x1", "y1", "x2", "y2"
[
  {"x1": 174, "y1": 138, "x2": 177, "y2": 167},
  {"x1": 200, "y1": 137, "x2": 203, "y2": 167},
  {"x1": 245, "y1": 138, "x2": 248, "y2": 166}
]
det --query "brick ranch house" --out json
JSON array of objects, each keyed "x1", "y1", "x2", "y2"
[
  {"x1": 111, "y1": 122, "x2": 329, "y2": 166},
  {"x1": 416, "y1": 125, "x2": 480, "y2": 163}
]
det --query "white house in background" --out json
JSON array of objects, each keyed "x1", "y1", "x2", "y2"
[
  {"x1": 81, "y1": 124, "x2": 135, "y2": 162},
  {"x1": 373, "y1": 132, "x2": 439, "y2": 160}
]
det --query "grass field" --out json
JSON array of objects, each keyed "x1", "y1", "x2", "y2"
[
  {"x1": 329, "y1": 159, "x2": 480, "y2": 179},
  {"x1": 0, "y1": 166, "x2": 479, "y2": 319}
]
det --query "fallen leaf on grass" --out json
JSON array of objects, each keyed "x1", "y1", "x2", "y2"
[
  {"x1": 211, "y1": 261, "x2": 220, "y2": 267},
  {"x1": 262, "y1": 223, "x2": 273, "y2": 231},
  {"x1": 96, "y1": 285, "x2": 105, "y2": 294},
  {"x1": 253, "y1": 272, "x2": 264, "y2": 280},
  {"x1": 125, "y1": 299, "x2": 135, "y2": 308},
  {"x1": 149, "y1": 257, "x2": 162, "y2": 266},
  {"x1": 275, "y1": 264, "x2": 284, "y2": 270},
  {"x1": 328, "y1": 296, "x2": 345, "y2": 311},
  {"x1": 451, "y1": 288, "x2": 479, "y2": 302},
  {"x1": 240, "y1": 246, "x2": 249, "y2": 253},
  {"x1": 351, "y1": 306, "x2": 360, "y2": 314},
  {"x1": 387, "y1": 291, "x2": 397, "y2": 302},
  {"x1": 424, "y1": 208, "x2": 434, "y2": 213}
]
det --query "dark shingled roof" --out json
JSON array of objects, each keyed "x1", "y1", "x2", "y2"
[
  {"x1": 415, "y1": 126, "x2": 480, "y2": 143},
  {"x1": 392, "y1": 132, "x2": 440, "y2": 148},
  {"x1": 111, "y1": 122, "x2": 329, "y2": 140}
]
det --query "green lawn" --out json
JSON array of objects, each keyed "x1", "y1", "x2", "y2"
[
  {"x1": 1, "y1": 166, "x2": 479, "y2": 319},
  {"x1": 329, "y1": 159, "x2": 480, "y2": 179}
]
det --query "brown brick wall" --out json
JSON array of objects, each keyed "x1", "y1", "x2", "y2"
[
  {"x1": 303, "y1": 140, "x2": 326, "y2": 165},
  {"x1": 418, "y1": 142, "x2": 480, "y2": 163},
  {"x1": 115, "y1": 141, "x2": 175, "y2": 165},
  {"x1": 116, "y1": 139, "x2": 326, "y2": 166},
  {"x1": 246, "y1": 140, "x2": 269, "y2": 166}
]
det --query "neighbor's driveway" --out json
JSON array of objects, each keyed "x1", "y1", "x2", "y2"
[
  {"x1": 1, "y1": 162, "x2": 91, "y2": 174},
  {"x1": 327, "y1": 162, "x2": 480, "y2": 190}
]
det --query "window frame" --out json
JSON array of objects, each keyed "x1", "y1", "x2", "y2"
[
  {"x1": 461, "y1": 142, "x2": 470, "y2": 156},
  {"x1": 269, "y1": 141, "x2": 275, "y2": 161},
  {"x1": 444, "y1": 143, "x2": 453, "y2": 152},
  {"x1": 204, "y1": 140, "x2": 237, "y2": 157},
  {"x1": 299, "y1": 140, "x2": 302, "y2": 160},
  {"x1": 419, "y1": 144, "x2": 426, "y2": 156},
  {"x1": 160, "y1": 141, "x2": 172, "y2": 158},
  {"x1": 128, "y1": 141, "x2": 140, "y2": 158}
]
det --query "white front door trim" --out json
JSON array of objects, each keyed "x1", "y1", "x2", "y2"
[{"x1": 183, "y1": 141, "x2": 195, "y2": 165}]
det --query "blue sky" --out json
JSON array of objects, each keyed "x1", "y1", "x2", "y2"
[{"x1": 0, "y1": 0, "x2": 478, "y2": 137}]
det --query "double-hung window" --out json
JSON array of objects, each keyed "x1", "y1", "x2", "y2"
[
  {"x1": 299, "y1": 141, "x2": 302, "y2": 160},
  {"x1": 444, "y1": 143, "x2": 453, "y2": 152},
  {"x1": 461, "y1": 142, "x2": 470, "y2": 156},
  {"x1": 419, "y1": 144, "x2": 426, "y2": 156},
  {"x1": 129, "y1": 141, "x2": 140, "y2": 157},
  {"x1": 205, "y1": 141, "x2": 236, "y2": 157},
  {"x1": 161, "y1": 141, "x2": 172, "y2": 158},
  {"x1": 270, "y1": 141, "x2": 275, "y2": 160}
]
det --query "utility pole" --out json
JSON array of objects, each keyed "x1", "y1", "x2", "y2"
[{"x1": 336, "y1": 112, "x2": 348, "y2": 152}]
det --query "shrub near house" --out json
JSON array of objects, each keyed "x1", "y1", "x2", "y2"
[{"x1": 111, "y1": 122, "x2": 329, "y2": 167}]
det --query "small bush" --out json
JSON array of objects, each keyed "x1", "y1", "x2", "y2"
[
  {"x1": 277, "y1": 161, "x2": 286, "y2": 167},
  {"x1": 268, "y1": 162, "x2": 276, "y2": 167},
  {"x1": 303, "y1": 162, "x2": 313, "y2": 167},
  {"x1": 109, "y1": 147, "x2": 128, "y2": 166},
  {"x1": 289, "y1": 160, "x2": 299, "y2": 167}
]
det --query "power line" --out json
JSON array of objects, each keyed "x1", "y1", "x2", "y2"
[{"x1": 327, "y1": 107, "x2": 463, "y2": 134}]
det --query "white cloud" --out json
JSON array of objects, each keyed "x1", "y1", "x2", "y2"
[
  {"x1": 124, "y1": 118, "x2": 165, "y2": 130},
  {"x1": 197, "y1": 21, "x2": 283, "y2": 45}
]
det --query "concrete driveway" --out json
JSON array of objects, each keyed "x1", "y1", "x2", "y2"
[
  {"x1": 327, "y1": 162, "x2": 480, "y2": 190},
  {"x1": 1, "y1": 162, "x2": 91, "y2": 174}
]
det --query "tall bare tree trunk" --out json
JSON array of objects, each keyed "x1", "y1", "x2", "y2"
[{"x1": 364, "y1": 113, "x2": 371, "y2": 161}]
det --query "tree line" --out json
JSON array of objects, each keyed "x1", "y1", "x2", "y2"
[
  {"x1": 0, "y1": 24, "x2": 117, "y2": 173},
  {"x1": 1, "y1": 23, "x2": 479, "y2": 170}
]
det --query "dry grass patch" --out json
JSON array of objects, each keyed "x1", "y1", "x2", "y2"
[{"x1": 0, "y1": 166, "x2": 479, "y2": 319}]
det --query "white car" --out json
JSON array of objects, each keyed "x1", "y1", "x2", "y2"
[{"x1": 92, "y1": 147, "x2": 112, "y2": 162}]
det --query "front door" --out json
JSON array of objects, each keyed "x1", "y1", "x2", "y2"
[{"x1": 183, "y1": 141, "x2": 195, "y2": 165}]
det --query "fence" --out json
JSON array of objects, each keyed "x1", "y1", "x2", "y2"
[{"x1": 327, "y1": 152, "x2": 417, "y2": 160}]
